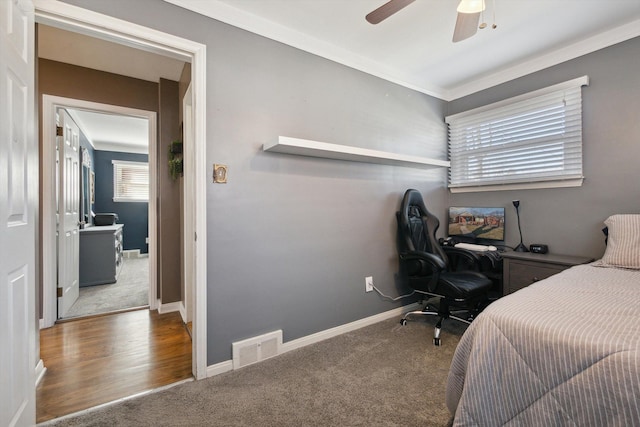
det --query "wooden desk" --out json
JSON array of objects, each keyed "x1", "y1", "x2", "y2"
[{"x1": 501, "y1": 251, "x2": 594, "y2": 295}]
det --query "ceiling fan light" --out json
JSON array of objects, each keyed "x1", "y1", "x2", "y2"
[{"x1": 457, "y1": 0, "x2": 485, "y2": 14}]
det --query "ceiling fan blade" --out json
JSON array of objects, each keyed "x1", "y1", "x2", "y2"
[
  {"x1": 452, "y1": 12, "x2": 480, "y2": 42},
  {"x1": 366, "y1": 0, "x2": 416, "y2": 24}
]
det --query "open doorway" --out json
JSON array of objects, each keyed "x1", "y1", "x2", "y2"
[
  {"x1": 41, "y1": 96, "x2": 159, "y2": 323},
  {"x1": 35, "y1": 3, "x2": 207, "y2": 416},
  {"x1": 54, "y1": 105, "x2": 153, "y2": 320}
]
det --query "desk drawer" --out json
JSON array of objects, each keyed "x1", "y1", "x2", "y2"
[{"x1": 506, "y1": 261, "x2": 566, "y2": 294}]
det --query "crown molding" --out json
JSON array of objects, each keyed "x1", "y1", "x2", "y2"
[
  {"x1": 164, "y1": 1, "x2": 639, "y2": 102},
  {"x1": 446, "y1": 19, "x2": 640, "y2": 100},
  {"x1": 162, "y1": 0, "x2": 446, "y2": 98}
]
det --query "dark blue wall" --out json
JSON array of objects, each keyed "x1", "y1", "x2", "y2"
[{"x1": 93, "y1": 150, "x2": 149, "y2": 254}]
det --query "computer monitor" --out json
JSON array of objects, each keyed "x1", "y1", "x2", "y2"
[{"x1": 448, "y1": 206, "x2": 505, "y2": 243}]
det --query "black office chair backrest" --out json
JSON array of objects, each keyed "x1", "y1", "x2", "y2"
[{"x1": 398, "y1": 189, "x2": 449, "y2": 268}]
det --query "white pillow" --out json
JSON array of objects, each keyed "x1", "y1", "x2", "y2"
[{"x1": 595, "y1": 214, "x2": 640, "y2": 269}]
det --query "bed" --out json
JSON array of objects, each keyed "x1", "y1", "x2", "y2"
[{"x1": 445, "y1": 214, "x2": 640, "y2": 426}]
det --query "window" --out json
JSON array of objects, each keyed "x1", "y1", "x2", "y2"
[
  {"x1": 112, "y1": 160, "x2": 149, "y2": 202},
  {"x1": 446, "y1": 76, "x2": 588, "y2": 192}
]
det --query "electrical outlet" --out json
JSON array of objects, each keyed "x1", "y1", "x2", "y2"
[{"x1": 365, "y1": 276, "x2": 373, "y2": 293}]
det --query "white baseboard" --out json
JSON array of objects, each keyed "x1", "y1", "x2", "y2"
[
  {"x1": 179, "y1": 302, "x2": 187, "y2": 324},
  {"x1": 205, "y1": 303, "x2": 420, "y2": 378},
  {"x1": 158, "y1": 301, "x2": 182, "y2": 314},
  {"x1": 122, "y1": 249, "x2": 149, "y2": 259},
  {"x1": 206, "y1": 360, "x2": 234, "y2": 377},
  {"x1": 35, "y1": 359, "x2": 47, "y2": 387},
  {"x1": 280, "y1": 303, "x2": 420, "y2": 354},
  {"x1": 123, "y1": 249, "x2": 140, "y2": 258}
]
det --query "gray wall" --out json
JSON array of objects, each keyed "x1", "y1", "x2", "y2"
[
  {"x1": 61, "y1": 0, "x2": 449, "y2": 365},
  {"x1": 446, "y1": 37, "x2": 640, "y2": 260},
  {"x1": 158, "y1": 78, "x2": 182, "y2": 304}
]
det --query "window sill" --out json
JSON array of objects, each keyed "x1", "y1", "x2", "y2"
[
  {"x1": 113, "y1": 198, "x2": 149, "y2": 203},
  {"x1": 449, "y1": 178, "x2": 584, "y2": 193}
]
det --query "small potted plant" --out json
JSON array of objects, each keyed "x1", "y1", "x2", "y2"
[
  {"x1": 170, "y1": 140, "x2": 183, "y2": 154},
  {"x1": 168, "y1": 140, "x2": 183, "y2": 179}
]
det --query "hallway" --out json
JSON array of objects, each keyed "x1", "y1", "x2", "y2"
[{"x1": 37, "y1": 309, "x2": 192, "y2": 423}]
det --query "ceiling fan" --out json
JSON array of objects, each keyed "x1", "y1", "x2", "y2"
[{"x1": 366, "y1": 0, "x2": 496, "y2": 43}]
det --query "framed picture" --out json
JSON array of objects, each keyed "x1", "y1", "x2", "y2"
[{"x1": 90, "y1": 171, "x2": 95, "y2": 204}]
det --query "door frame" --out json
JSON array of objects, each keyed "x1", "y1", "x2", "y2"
[
  {"x1": 35, "y1": 0, "x2": 208, "y2": 380},
  {"x1": 42, "y1": 97, "x2": 159, "y2": 324},
  {"x1": 182, "y1": 84, "x2": 194, "y2": 325}
]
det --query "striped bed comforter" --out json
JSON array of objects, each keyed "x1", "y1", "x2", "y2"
[{"x1": 445, "y1": 264, "x2": 640, "y2": 426}]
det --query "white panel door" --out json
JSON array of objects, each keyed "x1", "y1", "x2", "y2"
[
  {"x1": 57, "y1": 109, "x2": 80, "y2": 317},
  {"x1": 0, "y1": 0, "x2": 36, "y2": 426}
]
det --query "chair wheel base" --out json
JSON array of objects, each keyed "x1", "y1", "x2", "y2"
[
  {"x1": 400, "y1": 319, "x2": 407, "y2": 326},
  {"x1": 433, "y1": 338, "x2": 441, "y2": 346}
]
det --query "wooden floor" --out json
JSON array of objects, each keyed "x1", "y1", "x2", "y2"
[{"x1": 37, "y1": 309, "x2": 192, "y2": 423}]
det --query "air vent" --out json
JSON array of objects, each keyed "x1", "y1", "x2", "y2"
[{"x1": 232, "y1": 330, "x2": 282, "y2": 370}]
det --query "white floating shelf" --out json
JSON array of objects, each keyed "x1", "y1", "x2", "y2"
[{"x1": 263, "y1": 136, "x2": 450, "y2": 169}]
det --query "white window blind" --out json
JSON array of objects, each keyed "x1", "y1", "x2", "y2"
[
  {"x1": 446, "y1": 76, "x2": 588, "y2": 192},
  {"x1": 113, "y1": 160, "x2": 149, "y2": 202}
]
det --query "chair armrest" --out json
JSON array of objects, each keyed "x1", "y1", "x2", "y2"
[
  {"x1": 442, "y1": 247, "x2": 482, "y2": 265},
  {"x1": 400, "y1": 250, "x2": 447, "y2": 272},
  {"x1": 399, "y1": 250, "x2": 445, "y2": 293}
]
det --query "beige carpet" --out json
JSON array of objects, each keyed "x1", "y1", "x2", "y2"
[
  {"x1": 64, "y1": 257, "x2": 149, "y2": 319},
  {"x1": 41, "y1": 315, "x2": 467, "y2": 426}
]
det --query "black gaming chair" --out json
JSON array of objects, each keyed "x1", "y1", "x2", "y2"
[{"x1": 396, "y1": 189, "x2": 493, "y2": 345}]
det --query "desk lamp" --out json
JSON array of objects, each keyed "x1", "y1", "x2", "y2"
[{"x1": 512, "y1": 200, "x2": 529, "y2": 252}]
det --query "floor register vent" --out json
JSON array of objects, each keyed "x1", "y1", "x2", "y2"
[{"x1": 232, "y1": 330, "x2": 283, "y2": 369}]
